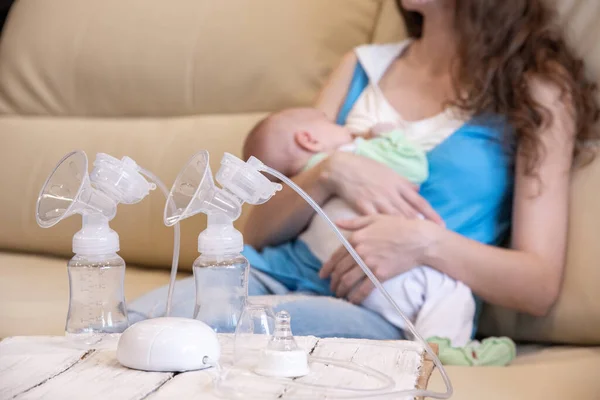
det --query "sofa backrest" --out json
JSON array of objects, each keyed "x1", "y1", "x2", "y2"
[
  {"x1": 0, "y1": 0, "x2": 404, "y2": 269},
  {"x1": 0, "y1": 0, "x2": 599, "y2": 346},
  {"x1": 0, "y1": 0, "x2": 402, "y2": 117}
]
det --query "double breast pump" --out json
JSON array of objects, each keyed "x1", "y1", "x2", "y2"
[{"x1": 36, "y1": 150, "x2": 453, "y2": 399}]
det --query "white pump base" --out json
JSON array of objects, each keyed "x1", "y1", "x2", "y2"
[{"x1": 117, "y1": 317, "x2": 220, "y2": 372}]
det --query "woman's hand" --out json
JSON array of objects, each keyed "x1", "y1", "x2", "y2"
[
  {"x1": 319, "y1": 215, "x2": 436, "y2": 304},
  {"x1": 323, "y1": 152, "x2": 442, "y2": 223}
]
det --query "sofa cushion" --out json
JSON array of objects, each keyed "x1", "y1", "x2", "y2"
[
  {"x1": 0, "y1": 113, "x2": 265, "y2": 269},
  {"x1": 429, "y1": 345, "x2": 600, "y2": 400},
  {"x1": 0, "y1": 0, "x2": 393, "y2": 117}
]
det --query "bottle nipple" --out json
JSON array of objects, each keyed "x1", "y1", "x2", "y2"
[
  {"x1": 254, "y1": 311, "x2": 309, "y2": 378},
  {"x1": 267, "y1": 311, "x2": 299, "y2": 352}
]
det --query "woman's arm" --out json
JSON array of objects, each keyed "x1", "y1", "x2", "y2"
[
  {"x1": 324, "y1": 79, "x2": 575, "y2": 316},
  {"x1": 424, "y1": 80, "x2": 574, "y2": 316},
  {"x1": 245, "y1": 151, "x2": 440, "y2": 248},
  {"x1": 315, "y1": 51, "x2": 358, "y2": 121},
  {"x1": 244, "y1": 163, "x2": 332, "y2": 249},
  {"x1": 244, "y1": 52, "x2": 357, "y2": 248}
]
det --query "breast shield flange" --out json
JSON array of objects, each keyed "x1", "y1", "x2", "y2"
[
  {"x1": 164, "y1": 150, "x2": 239, "y2": 226},
  {"x1": 36, "y1": 150, "x2": 117, "y2": 228}
]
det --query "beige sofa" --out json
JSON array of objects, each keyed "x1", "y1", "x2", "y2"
[{"x1": 1, "y1": 1, "x2": 599, "y2": 398}]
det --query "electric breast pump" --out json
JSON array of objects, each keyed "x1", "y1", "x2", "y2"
[
  {"x1": 36, "y1": 149, "x2": 453, "y2": 399},
  {"x1": 36, "y1": 151, "x2": 166, "y2": 340}
]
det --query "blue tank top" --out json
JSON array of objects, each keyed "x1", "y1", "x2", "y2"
[{"x1": 338, "y1": 63, "x2": 515, "y2": 246}]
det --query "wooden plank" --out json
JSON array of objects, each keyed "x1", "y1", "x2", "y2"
[
  {"x1": 416, "y1": 343, "x2": 438, "y2": 400},
  {"x1": 158, "y1": 336, "x2": 425, "y2": 400},
  {"x1": 288, "y1": 338, "x2": 424, "y2": 400},
  {"x1": 15, "y1": 350, "x2": 173, "y2": 400},
  {"x1": 147, "y1": 335, "x2": 322, "y2": 399},
  {"x1": 146, "y1": 371, "x2": 220, "y2": 400},
  {"x1": 0, "y1": 337, "x2": 91, "y2": 399},
  {"x1": 1, "y1": 335, "x2": 434, "y2": 400}
]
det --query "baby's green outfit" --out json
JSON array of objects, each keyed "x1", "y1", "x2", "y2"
[
  {"x1": 305, "y1": 130, "x2": 429, "y2": 185},
  {"x1": 305, "y1": 130, "x2": 516, "y2": 367}
]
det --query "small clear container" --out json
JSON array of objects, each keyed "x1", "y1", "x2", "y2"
[
  {"x1": 66, "y1": 253, "x2": 129, "y2": 339},
  {"x1": 233, "y1": 304, "x2": 276, "y2": 368},
  {"x1": 193, "y1": 253, "x2": 249, "y2": 333}
]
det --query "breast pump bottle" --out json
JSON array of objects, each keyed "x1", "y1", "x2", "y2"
[
  {"x1": 66, "y1": 214, "x2": 128, "y2": 337},
  {"x1": 193, "y1": 213, "x2": 249, "y2": 333},
  {"x1": 36, "y1": 151, "x2": 157, "y2": 341}
]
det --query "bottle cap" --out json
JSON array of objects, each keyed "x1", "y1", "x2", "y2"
[
  {"x1": 73, "y1": 214, "x2": 120, "y2": 255},
  {"x1": 198, "y1": 213, "x2": 243, "y2": 254}
]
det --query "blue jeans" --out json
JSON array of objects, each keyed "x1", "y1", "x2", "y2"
[{"x1": 128, "y1": 269, "x2": 402, "y2": 340}]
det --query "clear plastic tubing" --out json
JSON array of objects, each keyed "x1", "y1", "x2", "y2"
[
  {"x1": 139, "y1": 168, "x2": 181, "y2": 317},
  {"x1": 260, "y1": 165, "x2": 453, "y2": 400},
  {"x1": 213, "y1": 356, "x2": 396, "y2": 399}
]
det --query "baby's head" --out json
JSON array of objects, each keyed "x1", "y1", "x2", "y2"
[{"x1": 243, "y1": 108, "x2": 352, "y2": 176}]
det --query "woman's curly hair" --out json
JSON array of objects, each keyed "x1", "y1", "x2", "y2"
[{"x1": 397, "y1": 0, "x2": 599, "y2": 176}]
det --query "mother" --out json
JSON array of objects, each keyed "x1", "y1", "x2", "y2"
[{"x1": 242, "y1": 0, "x2": 599, "y2": 337}]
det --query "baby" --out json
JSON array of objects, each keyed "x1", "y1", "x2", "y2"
[
  {"x1": 243, "y1": 107, "x2": 475, "y2": 346},
  {"x1": 244, "y1": 108, "x2": 427, "y2": 181}
]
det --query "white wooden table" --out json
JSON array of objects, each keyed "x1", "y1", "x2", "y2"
[{"x1": 0, "y1": 335, "x2": 435, "y2": 400}]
